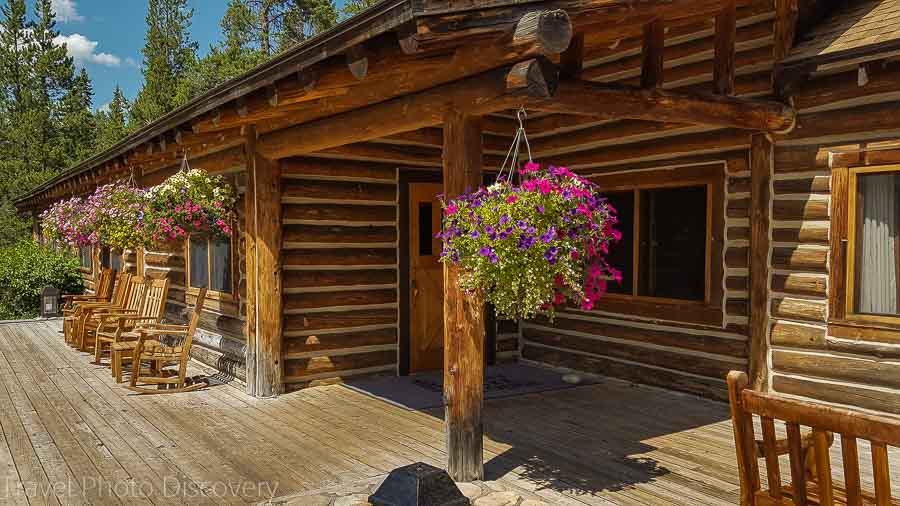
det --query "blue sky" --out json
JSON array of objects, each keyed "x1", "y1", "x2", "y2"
[{"x1": 30, "y1": 0, "x2": 232, "y2": 111}]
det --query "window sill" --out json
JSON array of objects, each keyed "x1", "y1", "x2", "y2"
[
  {"x1": 186, "y1": 287, "x2": 240, "y2": 318},
  {"x1": 827, "y1": 319, "x2": 900, "y2": 345}
]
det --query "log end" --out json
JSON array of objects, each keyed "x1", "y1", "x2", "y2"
[
  {"x1": 506, "y1": 56, "x2": 559, "y2": 99},
  {"x1": 513, "y1": 9, "x2": 573, "y2": 54}
]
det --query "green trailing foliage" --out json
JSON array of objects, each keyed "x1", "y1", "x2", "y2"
[{"x1": 0, "y1": 241, "x2": 83, "y2": 320}]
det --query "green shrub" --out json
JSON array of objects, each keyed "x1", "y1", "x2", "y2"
[{"x1": 0, "y1": 241, "x2": 84, "y2": 320}]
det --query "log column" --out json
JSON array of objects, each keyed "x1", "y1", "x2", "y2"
[
  {"x1": 749, "y1": 133, "x2": 773, "y2": 391},
  {"x1": 442, "y1": 109, "x2": 485, "y2": 481},
  {"x1": 244, "y1": 125, "x2": 284, "y2": 397}
]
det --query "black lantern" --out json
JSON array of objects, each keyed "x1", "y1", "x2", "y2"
[{"x1": 40, "y1": 286, "x2": 60, "y2": 317}]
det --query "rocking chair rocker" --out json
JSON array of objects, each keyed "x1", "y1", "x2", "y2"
[{"x1": 121, "y1": 288, "x2": 207, "y2": 394}]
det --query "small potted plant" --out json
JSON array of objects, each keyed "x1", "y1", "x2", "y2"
[{"x1": 439, "y1": 162, "x2": 622, "y2": 320}]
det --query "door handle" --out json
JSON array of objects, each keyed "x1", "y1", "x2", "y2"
[{"x1": 411, "y1": 279, "x2": 418, "y2": 300}]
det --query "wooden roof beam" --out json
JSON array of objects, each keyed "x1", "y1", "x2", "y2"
[
  {"x1": 415, "y1": 0, "x2": 758, "y2": 51},
  {"x1": 534, "y1": 79, "x2": 795, "y2": 131},
  {"x1": 257, "y1": 57, "x2": 560, "y2": 159}
]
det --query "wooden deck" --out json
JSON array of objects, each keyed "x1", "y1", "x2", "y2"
[{"x1": 0, "y1": 321, "x2": 898, "y2": 505}]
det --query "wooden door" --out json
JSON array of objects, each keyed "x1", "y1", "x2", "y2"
[{"x1": 409, "y1": 182, "x2": 444, "y2": 372}]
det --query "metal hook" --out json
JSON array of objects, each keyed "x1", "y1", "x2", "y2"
[{"x1": 179, "y1": 153, "x2": 191, "y2": 173}]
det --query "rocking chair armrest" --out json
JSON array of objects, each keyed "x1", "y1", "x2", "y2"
[
  {"x1": 92, "y1": 307, "x2": 137, "y2": 316},
  {"x1": 136, "y1": 323, "x2": 188, "y2": 331},
  {"x1": 63, "y1": 294, "x2": 105, "y2": 301},
  {"x1": 135, "y1": 327, "x2": 189, "y2": 337}
]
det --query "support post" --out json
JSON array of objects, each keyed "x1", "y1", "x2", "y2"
[
  {"x1": 442, "y1": 109, "x2": 485, "y2": 482},
  {"x1": 713, "y1": 0, "x2": 736, "y2": 95},
  {"x1": 244, "y1": 125, "x2": 284, "y2": 397},
  {"x1": 749, "y1": 133, "x2": 772, "y2": 391},
  {"x1": 640, "y1": 19, "x2": 664, "y2": 89}
]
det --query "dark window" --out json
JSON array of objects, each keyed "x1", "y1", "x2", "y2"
[
  {"x1": 79, "y1": 246, "x2": 92, "y2": 269},
  {"x1": 189, "y1": 235, "x2": 232, "y2": 294},
  {"x1": 604, "y1": 192, "x2": 634, "y2": 295},
  {"x1": 100, "y1": 248, "x2": 123, "y2": 271},
  {"x1": 418, "y1": 202, "x2": 433, "y2": 256},
  {"x1": 638, "y1": 186, "x2": 707, "y2": 301},
  {"x1": 600, "y1": 185, "x2": 708, "y2": 302}
]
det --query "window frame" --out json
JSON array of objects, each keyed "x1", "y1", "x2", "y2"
[
  {"x1": 834, "y1": 163, "x2": 900, "y2": 328},
  {"x1": 587, "y1": 164, "x2": 726, "y2": 326},
  {"x1": 184, "y1": 232, "x2": 238, "y2": 304},
  {"x1": 79, "y1": 245, "x2": 93, "y2": 272}
]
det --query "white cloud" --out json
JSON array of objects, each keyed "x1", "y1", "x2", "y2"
[
  {"x1": 53, "y1": 33, "x2": 121, "y2": 67},
  {"x1": 97, "y1": 102, "x2": 111, "y2": 113},
  {"x1": 51, "y1": 0, "x2": 83, "y2": 22}
]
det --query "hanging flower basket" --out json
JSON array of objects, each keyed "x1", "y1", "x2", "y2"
[
  {"x1": 40, "y1": 196, "x2": 99, "y2": 247},
  {"x1": 439, "y1": 162, "x2": 622, "y2": 320},
  {"x1": 87, "y1": 182, "x2": 148, "y2": 251},
  {"x1": 143, "y1": 169, "x2": 237, "y2": 243}
]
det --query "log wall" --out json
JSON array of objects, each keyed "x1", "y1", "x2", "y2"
[
  {"x1": 767, "y1": 59, "x2": 900, "y2": 415},
  {"x1": 519, "y1": 158, "x2": 750, "y2": 401},
  {"x1": 280, "y1": 157, "x2": 400, "y2": 390},
  {"x1": 141, "y1": 170, "x2": 249, "y2": 382}
]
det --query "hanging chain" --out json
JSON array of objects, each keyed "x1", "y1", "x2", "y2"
[
  {"x1": 179, "y1": 152, "x2": 191, "y2": 173},
  {"x1": 496, "y1": 106, "x2": 533, "y2": 184},
  {"x1": 127, "y1": 166, "x2": 137, "y2": 187}
]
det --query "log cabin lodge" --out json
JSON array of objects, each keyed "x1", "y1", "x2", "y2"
[{"x1": 14, "y1": 0, "x2": 900, "y2": 482}]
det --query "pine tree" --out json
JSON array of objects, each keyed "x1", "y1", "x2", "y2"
[
  {"x1": 29, "y1": 0, "x2": 76, "y2": 172},
  {"x1": 130, "y1": 0, "x2": 198, "y2": 128},
  {"x1": 59, "y1": 68, "x2": 96, "y2": 164},
  {"x1": 340, "y1": 0, "x2": 377, "y2": 19},
  {"x1": 0, "y1": 0, "x2": 32, "y2": 168},
  {"x1": 95, "y1": 85, "x2": 129, "y2": 151}
]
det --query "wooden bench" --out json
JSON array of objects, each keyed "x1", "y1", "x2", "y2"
[{"x1": 727, "y1": 371, "x2": 899, "y2": 505}]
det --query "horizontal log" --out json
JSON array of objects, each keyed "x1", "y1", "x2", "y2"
[
  {"x1": 772, "y1": 225, "x2": 829, "y2": 244},
  {"x1": 773, "y1": 176, "x2": 830, "y2": 195},
  {"x1": 283, "y1": 270, "x2": 397, "y2": 290},
  {"x1": 281, "y1": 158, "x2": 398, "y2": 181},
  {"x1": 497, "y1": 319, "x2": 519, "y2": 334},
  {"x1": 773, "y1": 350, "x2": 900, "y2": 390},
  {"x1": 521, "y1": 344, "x2": 727, "y2": 401},
  {"x1": 773, "y1": 199, "x2": 828, "y2": 221},
  {"x1": 143, "y1": 253, "x2": 185, "y2": 269},
  {"x1": 283, "y1": 204, "x2": 397, "y2": 223},
  {"x1": 771, "y1": 273, "x2": 826, "y2": 297},
  {"x1": 522, "y1": 327, "x2": 736, "y2": 378},
  {"x1": 282, "y1": 179, "x2": 396, "y2": 203},
  {"x1": 771, "y1": 247, "x2": 827, "y2": 272},
  {"x1": 284, "y1": 309, "x2": 397, "y2": 333},
  {"x1": 780, "y1": 100, "x2": 900, "y2": 143},
  {"x1": 729, "y1": 176, "x2": 751, "y2": 193},
  {"x1": 285, "y1": 328, "x2": 397, "y2": 355},
  {"x1": 727, "y1": 275, "x2": 749, "y2": 290},
  {"x1": 771, "y1": 297, "x2": 826, "y2": 323},
  {"x1": 774, "y1": 145, "x2": 827, "y2": 173},
  {"x1": 283, "y1": 224, "x2": 397, "y2": 244},
  {"x1": 726, "y1": 247, "x2": 749, "y2": 268},
  {"x1": 545, "y1": 128, "x2": 749, "y2": 168},
  {"x1": 726, "y1": 298, "x2": 749, "y2": 317},
  {"x1": 258, "y1": 58, "x2": 559, "y2": 159},
  {"x1": 772, "y1": 374, "x2": 900, "y2": 416},
  {"x1": 537, "y1": 80, "x2": 795, "y2": 131},
  {"x1": 727, "y1": 198, "x2": 750, "y2": 218},
  {"x1": 284, "y1": 350, "x2": 396, "y2": 378},
  {"x1": 791, "y1": 63, "x2": 900, "y2": 112},
  {"x1": 770, "y1": 321, "x2": 825, "y2": 349},
  {"x1": 497, "y1": 337, "x2": 519, "y2": 353},
  {"x1": 283, "y1": 248, "x2": 397, "y2": 267},
  {"x1": 283, "y1": 289, "x2": 397, "y2": 311},
  {"x1": 729, "y1": 227, "x2": 750, "y2": 240},
  {"x1": 530, "y1": 315, "x2": 746, "y2": 356}
]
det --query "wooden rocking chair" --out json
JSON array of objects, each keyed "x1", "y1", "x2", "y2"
[
  {"x1": 120, "y1": 288, "x2": 207, "y2": 394},
  {"x1": 64, "y1": 271, "x2": 131, "y2": 347},
  {"x1": 76, "y1": 275, "x2": 146, "y2": 352},
  {"x1": 62, "y1": 267, "x2": 115, "y2": 314},
  {"x1": 93, "y1": 276, "x2": 170, "y2": 366}
]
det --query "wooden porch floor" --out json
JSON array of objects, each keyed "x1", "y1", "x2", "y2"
[{"x1": 0, "y1": 321, "x2": 897, "y2": 505}]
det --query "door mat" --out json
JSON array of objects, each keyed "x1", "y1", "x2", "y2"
[{"x1": 342, "y1": 363, "x2": 595, "y2": 410}]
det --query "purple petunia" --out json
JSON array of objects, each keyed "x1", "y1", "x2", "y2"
[{"x1": 544, "y1": 246, "x2": 560, "y2": 265}]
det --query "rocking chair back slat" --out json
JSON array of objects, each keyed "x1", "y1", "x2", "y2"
[
  {"x1": 96, "y1": 268, "x2": 116, "y2": 299},
  {"x1": 110, "y1": 272, "x2": 133, "y2": 307},
  {"x1": 122, "y1": 276, "x2": 147, "y2": 313},
  {"x1": 728, "y1": 370, "x2": 900, "y2": 506},
  {"x1": 140, "y1": 277, "x2": 170, "y2": 321}
]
